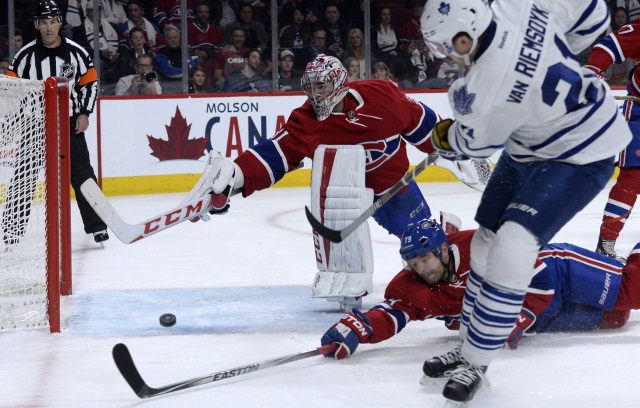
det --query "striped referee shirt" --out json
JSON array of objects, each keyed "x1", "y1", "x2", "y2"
[{"x1": 8, "y1": 36, "x2": 99, "y2": 117}]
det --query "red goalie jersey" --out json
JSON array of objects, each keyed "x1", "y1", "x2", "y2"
[
  {"x1": 585, "y1": 16, "x2": 640, "y2": 97},
  {"x1": 234, "y1": 80, "x2": 438, "y2": 197}
]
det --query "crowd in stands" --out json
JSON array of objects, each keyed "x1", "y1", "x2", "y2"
[{"x1": 1, "y1": 0, "x2": 637, "y2": 95}]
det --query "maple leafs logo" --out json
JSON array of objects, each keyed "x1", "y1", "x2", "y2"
[
  {"x1": 453, "y1": 85, "x2": 475, "y2": 116},
  {"x1": 147, "y1": 107, "x2": 208, "y2": 161}
]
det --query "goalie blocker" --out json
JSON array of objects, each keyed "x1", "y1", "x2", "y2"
[{"x1": 311, "y1": 145, "x2": 374, "y2": 309}]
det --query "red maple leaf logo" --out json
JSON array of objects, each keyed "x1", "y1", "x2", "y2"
[{"x1": 147, "y1": 107, "x2": 208, "y2": 161}]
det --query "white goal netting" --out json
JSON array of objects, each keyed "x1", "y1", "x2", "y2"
[{"x1": 0, "y1": 75, "x2": 52, "y2": 331}]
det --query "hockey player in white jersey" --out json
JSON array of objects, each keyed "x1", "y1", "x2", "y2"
[{"x1": 420, "y1": 0, "x2": 632, "y2": 403}]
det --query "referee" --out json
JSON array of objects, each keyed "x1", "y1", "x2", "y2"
[{"x1": 5, "y1": 0, "x2": 109, "y2": 244}]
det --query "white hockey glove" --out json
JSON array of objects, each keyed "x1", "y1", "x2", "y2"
[
  {"x1": 181, "y1": 150, "x2": 244, "y2": 220},
  {"x1": 434, "y1": 156, "x2": 493, "y2": 193}
]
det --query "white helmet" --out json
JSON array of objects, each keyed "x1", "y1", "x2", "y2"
[
  {"x1": 301, "y1": 54, "x2": 348, "y2": 121},
  {"x1": 421, "y1": 0, "x2": 492, "y2": 65}
]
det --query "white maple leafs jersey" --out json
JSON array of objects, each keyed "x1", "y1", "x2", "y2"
[{"x1": 447, "y1": 0, "x2": 632, "y2": 164}]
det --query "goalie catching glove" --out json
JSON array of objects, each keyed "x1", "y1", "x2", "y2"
[
  {"x1": 431, "y1": 119, "x2": 468, "y2": 161},
  {"x1": 321, "y1": 309, "x2": 372, "y2": 359}
]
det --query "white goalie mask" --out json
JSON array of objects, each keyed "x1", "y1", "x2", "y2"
[
  {"x1": 420, "y1": 0, "x2": 492, "y2": 66},
  {"x1": 301, "y1": 55, "x2": 349, "y2": 121}
]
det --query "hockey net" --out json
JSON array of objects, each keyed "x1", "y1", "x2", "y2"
[{"x1": 0, "y1": 76, "x2": 72, "y2": 333}]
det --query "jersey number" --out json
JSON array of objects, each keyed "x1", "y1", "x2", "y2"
[{"x1": 541, "y1": 62, "x2": 582, "y2": 111}]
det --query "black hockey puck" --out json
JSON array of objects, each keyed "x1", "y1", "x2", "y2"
[{"x1": 159, "y1": 313, "x2": 177, "y2": 327}]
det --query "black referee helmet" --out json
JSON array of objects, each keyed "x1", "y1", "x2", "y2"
[{"x1": 34, "y1": 0, "x2": 62, "y2": 23}]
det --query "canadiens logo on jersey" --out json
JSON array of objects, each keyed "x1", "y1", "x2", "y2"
[
  {"x1": 59, "y1": 63, "x2": 75, "y2": 79},
  {"x1": 453, "y1": 85, "x2": 475, "y2": 115},
  {"x1": 360, "y1": 137, "x2": 402, "y2": 171}
]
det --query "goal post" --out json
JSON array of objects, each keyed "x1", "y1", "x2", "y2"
[{"x1": 0, "y1": 76, "x2": 72, "y2": 333}]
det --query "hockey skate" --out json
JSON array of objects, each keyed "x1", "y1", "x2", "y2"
[
  {"x1": 596, "y1": 236, "x2": 616, "y2": 258},
  {"x1": 420, "y1": 342, "x2": 463, "y2": 381},
  {"x1": 442, "y1": 360, "x2": 488, "y2": 403}
]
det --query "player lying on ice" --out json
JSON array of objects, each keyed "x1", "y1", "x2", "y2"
[
  {"x1": 320, "y1": 219, "x2": 640, "y2": 369},
  {"x1": 186, "y1": 54, "x2": 491, "y2": 309}
]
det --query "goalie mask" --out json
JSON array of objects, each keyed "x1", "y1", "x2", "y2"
[
  {"x1": 302, "y1": 54, "x2": 348, "y2": 121},
  {"x1": 420, "y1": 0, "x2": 492, "y2": 66},
  {"x1": 34, "y1": 0, "x2": 63, "y2": 27},
  {"x1": 399, "y1": 219, "x2": 448, "y2": 263}
]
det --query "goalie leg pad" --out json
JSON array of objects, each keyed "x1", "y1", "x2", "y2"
[{"x1": 311, "y1": 145, "x2": 374, "y2": 300}]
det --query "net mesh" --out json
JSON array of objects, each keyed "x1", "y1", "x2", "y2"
[{"x1": 0, "y1": 76, "x2": 50, "y2": 331}]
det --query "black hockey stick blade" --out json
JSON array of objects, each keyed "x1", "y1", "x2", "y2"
[
  {"x1": 113, "y1": 342, "x2": 338, "y2": 399},
  {"x1": 306, "y1": 153, "x2": 438, "y2": 243}
]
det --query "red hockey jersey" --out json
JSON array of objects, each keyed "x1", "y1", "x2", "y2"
[
  {"x1": 362, "y1": 230, "x2": 553, "y2": 344},
  {"x1": 586, "y1": 17, "x2": 640, "y2": 97},
  {"x1": 235, "y1": 80, "x2": 438, "y2": 196}
]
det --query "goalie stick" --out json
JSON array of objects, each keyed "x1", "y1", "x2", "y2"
[
  {"x1": 112, "y1": 342, "x2": 338, "y2": 398},
  {"x1": 80, "y1": 179, "x2": 240, "y2": 244},
  {"x1": 305, "y1": 153, "x2": 438, "y2": 243},
  {"x1": 81, "y1": 160, "x2": 306, "y2": 244}
]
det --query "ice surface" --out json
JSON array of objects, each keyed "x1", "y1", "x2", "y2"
[{"x1": 1, "y1": 182, "x2": 638, "y2": 407}]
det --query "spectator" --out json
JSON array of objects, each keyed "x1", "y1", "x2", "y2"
[
  {"x1": 156, "y1": 25, "x2": 196, "y2": 92},
  {"x1": 14, "y1": 29, "x2": 25, "y2": 53},
  {"x1": 276, "y1": 49, "x2": 302, "y2": 91},
  {"x1": 294, "y1": 26, "x2": 335, "y2": 70},
  {"x1": 222, "y1": 49, "x2": 271, "y2": 92},
  {"x1": 344, "y1": 56, "x2": 360, "y2": 83},
  {"x1": 345, "y1": 28, "x2": 367, "y2": 79},
  {"x1": 189, "y1": 1, "x2": 223, "y2": 89},
  {"x1": 188, "y1": 65, "x2": 208, "y2": 93},
  {"x1": 153, "y1": 0, "x2": 197, "y2": 30},
  {"x1": 398, "y1": 1, "x2": 424, "y2": 52},
  {"x1": 0, "y1": 57, "x2": 9, "y2": 75},
  {"x1": 213, "y1": 26, "x2": 249, "y2": 91},
  {"x1": 398, "y1": 34, "x2": 447, "y2": 89},
  {"x1": 611, "y1": 7, "x2": 630, "y2": 32},
  {"x1": 223, "y1": 3, "x2": 268, "y2": 49},
  {"x1": 372, "y1": 61, "x2": 397, "y2": 85},
  {"x1": 322, "y1": 2, "x2": 348, "y2": 60},
  {"x1": 115, "y1": 54, "x2": 162, "y2": 95},
  {"x1": 64, "y1": 0, "x2": 86, "y2": 38},
  {"x1": 437, "y1": 57, "x2": 460, "y2": 87},
  {"x1": 115, "y1": 26, "x2": 152, "y2": 79},
  {"x1": 279, "y1": 6, "x2": 310, "y2": 49},
  {"x1": 373, "y1": 6, "x2": 398, "y2": 68},
  {"x1": 120, "y1": 0, "x2": 163, "y2": 49},
  {"x1": 612, "y1": 0, "x2": 640, "y2": 21},
  {"x1": 188, "y1": 2, "x2": 223, "y2": 61},
  {"x1": 210, "y1": 0, "x2": 239, "y2": 28},
  {"x1": 100, "y1": 0, "x2": 128, "y2": 25},
  {"x1": 79, "y1": 1, "x2": 120, "y2": 64}
]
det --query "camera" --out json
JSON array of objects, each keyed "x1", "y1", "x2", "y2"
[{"x1": 139, "y1": 72, "x2": 157, "y2": 82}]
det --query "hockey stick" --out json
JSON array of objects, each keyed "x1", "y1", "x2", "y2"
[
  {"x1": 305, "y1": 153, "x2": 438, "y2": 243},
  {"x1": 112, "y1": 342, "x2": 338, "y2": 398},
  {"x1": 614, "y1": 95, "x2": 640, "y2": 102},
  {"x1": 80, "y1": 179, "x2": 240, "y2": 244}
]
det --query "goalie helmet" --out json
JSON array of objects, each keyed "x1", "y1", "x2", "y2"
[
  {"x1": 34, "y1": 0, "x2": 63, "y2": 25},
  {"x1": 399, "y1": 219, "x2": 448, "y2": 263},
  {"x1": 301, "y1": 54, "x2": 348, "y2": 121},
  {"x1": 420, "y1": 0, "x2": 492, "y2": 65}
]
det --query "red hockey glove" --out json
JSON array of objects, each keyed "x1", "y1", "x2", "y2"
[
  {"x1": 321, "y1": 309, "x2": 372, "y2": 360},
  {"x1": 507, "y1": 308, "x2": 537, "y2": 350},
  {"x1": 430, "y1": 119, "x2": 468, "y2": 161}
]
